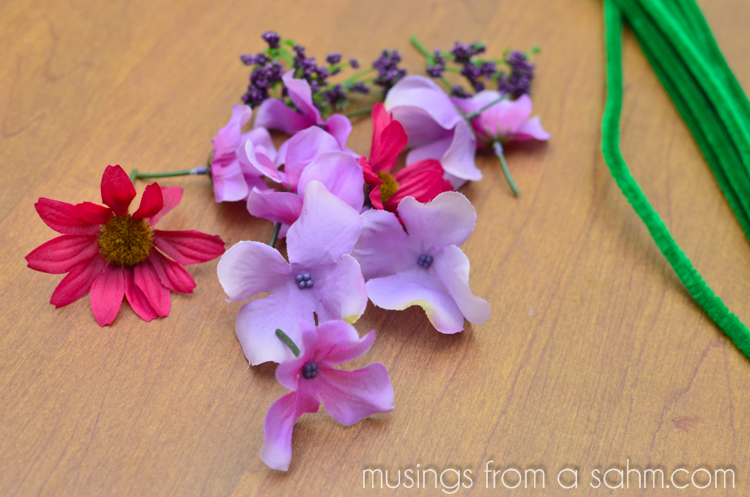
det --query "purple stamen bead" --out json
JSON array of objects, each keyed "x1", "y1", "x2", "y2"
[
  {"x1": 296, "y1": 272, "x2": 314, "y2": 289},
  {"x1": 302, "y1": 362, "x2": 318, "y2": 379}
]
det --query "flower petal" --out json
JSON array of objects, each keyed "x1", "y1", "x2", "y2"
[
  {"x1": 312, "y1": 255, "x2": 367, "y2": 323},
  {"x1": 237, "y1": 139, "x2": 283, "y2": 183},
  {"x1": 210, "y1": 160, "x2": 249, "y2": 203},
  {"x1": 386, "y1": 161, "x2": 452, "y2": 211},
  {"x1": 297, "y1": 152, "x2": 364, "y2": 213},
  {"x1": 50, "y1": 256, "x2": 106, "y2": 308},
  {"x1": 365, "y1": 267, "x2": 466, "y2": 333},
  {"x1": 242, "y1": 127, "x2": 278, "y2": 164},
  {"x1": 90, "y1": 263, "x2": 125, "y2": 326},
  {"x1": 147, "y1": 186, "x2": 183, "y2": 226},
  {"x1": 124, "y1": 266, "x2": 159, "y2": 322},
  {"x1": 260, "y1": 389, "x2": 320, "y2": 471},
  {"x1": 514, "y1": 115, "x2": 551, "y2": 141},
  {"x1": 100, "y1": 165, "x2": 136, "y2": 216},
  {"x1": 213, "y1": 105, "x2": 252, "y2": 158},
  {"x1": 351, "y1": 208, "x2": 413, "y2": 280},
  {"x1": 282, "y1": 127, "x2": 341, "y2": 191},
  {"x1": 35, "y1": 198, "x2": 101, "y2": 236},
  {"x1": 282, "y1": 70, "x2": 322, "y2": 124},
  {"x1": 286, "y1": 181, "x2": 362, "y2": 268},
  {"x1": 148, "y1": 250, "x2": 195, "y2": 294},
  {"x1": 439, "y1": 119, "x2": 481, "y2": 183},
  {"x1": 133, "y1": 259, "x2": 170, "y2": 317},
  {"x1": 317, "y1": 324, "x2": 375, "y2": 366},
  {"x1": 131, "y1": 183, "x2": 164, "y2": 220},
  {"x1": 433, "y1": 245, "x2": 490, "y2": 325},
  {"x1": 246, "y1": 188, "x2": 303, "y2": 228},
  {"x1": 253, "y1": 98, "x2": 312, "y2": 136},
  {"x1": 26, "y1": 235, "x2": 99, "y2": 274},
  {"x1": 217, "y1": 240, "x2": 291, "y2": 302},
  {"x1": 324, "y1": 113, "x2": 353, "y2": 150},
  {"x1": 153, "y1": 230, "x2": 225, "y2": 265},
  {"x1": 398, "y1": 193, "x2": 476, "y2": 250},
  {"x1": 75, "y1": 202, "x2": 113, "y2": 225},
  {"x1": 385, "y1": 76, "x2": 464, "y2": 136},
  {"x1": 275, "y1": 323, "x2": 318, "y2": 390},
  {"x1": 318, "y1": 364, "x2": 394, "y2": 426},
  {"x1": 235, "y1": 284, "x2": 316, "y2": 365}
]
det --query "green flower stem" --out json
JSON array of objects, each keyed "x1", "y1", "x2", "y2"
[
  {"x1": 344, "y1": 108, "x2": 372, "y2": 118},
  {"x1": 275, "y1": 329, "x2": 300, "y2": 357},
  {"x1": 269, "y1": 222, "x2": 281, "y2": 248},
  {"x1": 465, "y1": 94, "x2": 508, "y2": 120},
  {"x1": 409, "y1": 35, "x2": 432, "y2": 58},
  {"x1": 493, "y1": 141, "x2": 519, "y2": 196},
  {"x1": 130, "y1": 168, "x2": 138, "y2": 183},
  {"x1": 131, "y1": 166, "x2": 208, "y2": 181},
  {"x1": 343, "y1": 67, "x2": 376, "y2": 87}
]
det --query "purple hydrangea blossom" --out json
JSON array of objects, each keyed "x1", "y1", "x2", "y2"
[
  {"x1": 352, "y1": 192, "x2": 490, "y2": 333},
  {"x1": 260, "y1": 320, "x2": 394, "y2": 471},
  {"x1": 218, "y1": 181, "x2": 368, "y2": 365}
]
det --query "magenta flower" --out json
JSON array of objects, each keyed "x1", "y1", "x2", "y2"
[
  {"x1": 352, "y1": 192, "x2": 490, "y2": 333},
  {"x1": 218, "y1": 181, "x2": 367, "y2": 365},
  {"x1": 384, "y1": 75, "x2": 481, "y2": 188},
  {"x1": 254, "y1": 70, "x2": 353, "y2": 150},
  {"x1": 210, "y1": 105, "x2": 278, "y2": 203},
  {"x1": 452, "y1": 91, "x2": 550, "y2": 148},
  {"x1": 260, "y1": 320, "x2": 394, "y2": 471},
  {"x1": 246, "y1": 126, "x2": 363, "y2": 239}
]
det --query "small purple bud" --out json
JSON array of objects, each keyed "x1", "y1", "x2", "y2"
[
  {"x1": 261, "y1": 31, "x2": 281, "y2": 49},
  {"x1": 349, "y1": 57, "x2": 360, "y2": 69},
  {"x1": 326, "y1": 52, "x2": 342, "y2": 65}
]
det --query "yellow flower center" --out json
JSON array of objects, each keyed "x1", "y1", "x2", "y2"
[
  {"x1": 98, "y1": 214, "x2": 153, "y2": 266},
  {"x1": 376, "y1": 171, "x2": 399, "y2": 203}
]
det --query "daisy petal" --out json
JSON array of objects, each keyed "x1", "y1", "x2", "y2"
[
  {"x1": 90, "y1": 264, "x2": 126, "y2": 326},
  {"x1": 35, "y1": 198, "x2": 100, "y2": 236},
  {"x1": 318, "y1": 364, "x2": 394, "y2": 425},
  {"x1": 124, "y1": 267, "x2": 159, "y2": 322},
  {"x1": 100, "y1": 165, "x2": 136, "y2": 216},
  {"x1": 148, "y1": 250, "x2": 195, "y2": 294},
  {"x1": 131, "y1": 183, "x2": 164, "y2": 220},
  {"x1": 217, "y1": 241, "x2": 290, "y2": 302},
  {"x1": 153, "y1": 230, "x2": 225, "y2": 265},
  {"x1": 134, "y1": 260, "x2": 171, "y2": 317},
  {"x1": 147, "y1": 186, "x2": 183, "y2": 226},
  {"x1": 75, "y1": 202, "x2": 112, "y2": 225},
  {"x1": 50, "y1": 257, "x2": 106, "y2": 308},
  {"x1": 26, "y1": 235, "x2": 99, "y2": 274},
  {"x1": 433, "y1": 245, "x2": 490, "y2": 325},
  {"x1": 260, "y1": 389, "x2": 320, "y2": 471}
]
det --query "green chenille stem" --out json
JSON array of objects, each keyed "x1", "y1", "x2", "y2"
[
  {"x1": 275, "y1": 329, "x2": 300, "y2": 357},
  {"x1": 269, "y1": 222, "x2": 281, "y2": 248},
  {"x1": 493, "y1": 141, "x2": 519, "y2": 196},
  {"x1": 601, "y1": 0, "x2": 750, "y2": 358}
]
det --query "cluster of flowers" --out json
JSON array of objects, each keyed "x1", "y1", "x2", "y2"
[{"x1": 26, "y1": 32, "x2": 550, "y2": 472}]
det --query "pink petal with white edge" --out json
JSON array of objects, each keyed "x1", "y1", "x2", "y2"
[
  {"x1": 385, "y1": 76, "x2": 464, "y2": 133},
  {"x1": 286, "y1": 181, "x2": 362, "y2": 268},
  {"x1": 124, "y1": 267, "x2": 159, "y2": 322},
  {"x1": 297, "y1": 152, "x2": 364, "y2": 213},
  {"x1": 398, "y1": 193, "x2": 476, "y2": 250},
  {"x1": 310, "y1": 255, "x2": 367, "y2": 324},
  {"x1": 433, "y1": 245, "x2": 490, "y2": 325},
  {"x1": 260, "y1": 388, "x2": 320, "y2": 471},
  {"x1": 217, "y1": 240, "x2": 291, "y2": 302},
  {"x1": 246, "y1": 188, "x2": 303, "y2": 228},
  {"x1": 153, "y1": 230, "x2": 225, "y2": 265},
  {"x1": 324, "y1": 113, "x2": 353, "y2": 150},
  {"x1": 50, "y1": 256, "x2": 106, "y2": 308},
  {"x1": 234, "y1": 284, "x2": 317, "y2": 365},
  {"x1": 365, "y1": 267, "x2": 466, "y2": 333},
  {"x1": 351, "y1": 209, "x2": 413, "y2": 280},
  {"x1": 316, "y1": 324, "x2": 375, "y2": 366},
  {"x1": 90, "y1": 263, "x2": 126, "y2": 326},
  {"x1": 242, "y1": 127, "x2": 278, "y2": 164},
  {"x1": 318, "y1": 364, "x2": 394, "y2": 426},
  {"x1": 254, "y1": 98, "x2": 312, "y2": 136},
  {"x1": 35, "y1": 198, "x2": 100, "y2": 236},
  {"x1": 147, "y1": 186, "x2": 183, "y2": 226},
  {"x1": 514, "y1": 115, "x2": 551, "y2": 141},
  {"x1": 148, "y1": 250, "x2": 196, "y2": 294},
  {"x1": 26, "y1": 235, "x2": 99, "y2": 274},
  {"x1": 134, "y1": 260, "x2": 171, "y2": 317}
]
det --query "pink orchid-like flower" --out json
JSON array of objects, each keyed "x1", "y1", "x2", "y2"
[
  {"x1": 210, "y1": 105, "x2": 278, "y2": 203},
  {"x1": 451, "y1": 91, "x2": 550, "y2": 148},
  {"x1": 384, "y1": 75, "x2": 481, "y2": 188},
  {"x1": 361, "y1": 103, "x2": 452, "y2": 212},
  {"x1": 352, "y1": 192, "x2": 490, "y2": 333},
  {"x1": 218, "y1": 181, "x2": 367, "y2": 365},
  {"x1": 246, "y1": 126, "x2": 363, "y2": 239},
  {"x1": 26, "y1": 165, "x2": 226, "y2": 326},
  {"x1": 254, "y1": 70, "x2": 353, "y2": 150},
  {"x1": 260, "y1": 319, "x2": 394, "y2": 471}
]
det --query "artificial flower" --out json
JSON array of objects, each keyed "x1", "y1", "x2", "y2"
[
  {"x1": 26, "y1": 165, "x2": 226, "y2": 326},
  {"x1": 246, "y1": 126, "x2": 364, "y2": 238},
  {"x1": 452, "y1": 91, "x2": 550, "y2": 148},
  {"x1": 217, "y1": 181, "x2": 367, "y2": 365},
  {"x1": 254, "y1": 70, "x2": 353, "y2": 150},
  {"x1": 351, "y1": 192, "x2": 490, "y2": 333},
  {"x1": 260, "y1": 319, "x2": 394, "y2": 471},
  {"x1": 384, "y1": 75, "x2": 482, "y2": 188},
  {"x1": 360, "y1": 103, "x2": 452, "y2": 212},
  {"x1": 210, "y1": 105, "x2": 279, "y2": 203}
]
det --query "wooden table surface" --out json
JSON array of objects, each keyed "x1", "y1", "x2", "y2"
[{"x1": 2, "y1": 0, "x2": 750, "y2": 495}]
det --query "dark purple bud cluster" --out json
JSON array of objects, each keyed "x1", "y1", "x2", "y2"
[
  {"x1": 372, "y1": 50, "x2": 407, "y2": 93},
  {"x1": 349, "y1": 57, "x2": 360, "y2": 69},
  {"x1": 241, "y1": 59, "x2": 285, "y2": 107},
  {"x1": 450, "y1": 85, "x2": 471, "y2": 98},
  {"x1": 320, "y1": 84, "x2": 347, "y2": 109},
  {"x1": 426, "y1": 49, "x2": 446, "y2": 78},
  {"x1": 450, "y1": 41, "x2": 485, "y2": 64},
  {"x1": 497, "y1": 50, "x2": 535, "y2": 99},
  {"x1": 261, "y1": 31, "x2": 281, "y2": 49},
  {"x1": 346, "y1": 82, "x2": 370, "y2": 95}
]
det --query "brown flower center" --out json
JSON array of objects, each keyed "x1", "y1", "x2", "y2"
[
  {"x1": 98, "y1": 214, "x2": 153, "y2": 266},
  {"x1": 376, "y1": 171, "x2": 399, "y2": 203}
]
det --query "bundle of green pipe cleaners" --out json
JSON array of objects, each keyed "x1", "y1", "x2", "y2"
[{"x1": 602, "y1": 0, "x2": 750, "y2": 359}]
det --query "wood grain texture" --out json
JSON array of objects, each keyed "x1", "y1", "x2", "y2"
[{"x1": 1, "y1": 0, "x2": 749, "y2": 494}]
